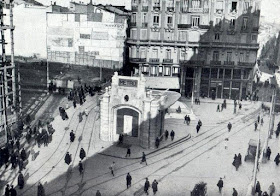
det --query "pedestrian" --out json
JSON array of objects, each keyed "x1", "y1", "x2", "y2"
[
  {"x1": 261, "y1": 118, "x2": 264, "y2": 125},
  {"x1": 110, "y1": 162, "x2": 115, "y2": 176},
  {"x1": 155, "y1": 137, "x2": 160, "y2": 149},
  {"x1": 217, "y1": 177, "x2": 223, "y2": 193},
  {"x1": 16, "y1": 139, "x2": 20, "y2": 150},
  {"x1": 224, "y1": 138, "x2": 228, "y2": 149},
  {"x1": 228, "y1": 122, "x2": 232, "y2": 132},
  {"x1": 266, "y1": 147, "x2": 271, "y2": 160},
  {"x1": 140, "y1": 152, "x2": 148, "y2": 165},
  {"x1": 126, "y1": 173, "x2": 132, "y2": 189},
  {"x1": 9, "y1": 185, "x2": 17, "y2": 196},
  {"x1": 258, "y1": 115, "x2": 260, "y2": 123},
  {"x1": 118, "y1": 134, "x2": 123, "y2": 144},
  {"x1": 65, "y1": 152, "x2": 72, "y2": 165},
  {"x1": 187, "y1": 115, "x2": 191, "y2": 125},
  {"x1": 274, "y1": 153, "x2": 280, "y2": 166},
  {"x1": 233, "y1": 188, "x2": 238, "y2": 196},
  {"x1": 217, "y1": 104, "x2": 220, "y2": 112},
  {"x1": 31, "y1": 148, "x2": 36, "y2": 161},
  {"x1": 268, "y1": 182, "x2": 275, "y2": 196},
  {"x1": 5, "y1": 184, "x2": 10, "y2": 196},
  {"x1": 125, "y1": 147, "x2": 131, "y2": 157},
  {"x1": 198, "y1": 120, "x2": 202, "y2": 127},
  {"x1": 184, "y1": 115, "x2": 187, "y2": 124},
  {"x1": 262, "y1": 191, "x2": 269, "y2": 196},
  {"x1": 78, "y1": 161, "x2": 83, "y2": 175},
  {"x1": 79, "y1": 148, "x2": 86, "y2": 160},
  {"x1": 256, "y1": 181, "x2": 261, "y2": 194},
  {"x1": 238, "y1": 153, "x2": 242, "y2": 165},
  {"x1": 73, "y1": 100, "x2": 76, "y2": 108},
  {"x1": 233, "y1": 154, "x2": 240, "y2": 171},
  {"x1": 18, "y1": 171, "x2": 25, "y2": 189},
  {"x1": 196, "y1": 124, "x2": 200, "y2": 133},
  {"x1": 255, "y1": 122, "x2": 258, "y2": 131},
  {"x1": 239, "y1": 103, "x2": 242, "y2": 110},
  {"x1": 144, "y1": 178, "x2": 150, "y2": 195},
  {"x1": 18, "y1": 158, "x2": 24, "y2": 171},
  {"x1": 170, "y1": 130, "x2": 175, "y2": 141},
  {"x1": 79, "y1": 112, "x2": 83, "y2": 122},
  {"x1": 223, "y1": 99, "x2": 227, "y2": 109},
  {"x1": 165, "y1": 130, "x2": 169, "y2": 140},
  {"x1": 20, "y1": 148, "x2": 26, "y2": 161},
  {"x1": 152, "y1": 179, "x2": 158, "y2": 195},
  {"x1": 37, "y1": 182, "x2": 46, "y2": 196},
  {"x1": 70, "y1": 130, "x2": 75, "y2": 142},
  {"x1": 96, "y1": 190, "x2": 101, "y2": 196}
]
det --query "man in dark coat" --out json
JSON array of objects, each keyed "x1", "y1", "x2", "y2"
[
  {"x1": 37, "y1": 182, "x2": 46, "y2": 196},
  {"x1": 255, "y1": 122, "x2": 258, "y2": 131},
  {"x1": 96, "y1": 190, "x2": 101, "y2": 196},
  {"x1": 126, "y1": 173, "x2": 132, "y2": 189},
  {"x1": 217, "y1": 178, "x2": 223, "y2": 193},
  {"x1": 155, "y1": 137, "x2": 160, "y2": 149},
  {"x1": 274, "y1": 153, "x2": 280, "y2": 166},
  {"x1": 78, "y1": 161, "x2": 83, "y2": 175},
  {"x1": 16, "y1": 139, "x2": 20, "y2": 150},
  {"x1": 18, "y1": 172, "x2": 24, "y2": 189},
  {"x1": 70, "y1": 130, "x2": 75, "y2": 142},
  {"x1": 125, "y1": 147, "x2": 131, "y2": 157},
  {"x1": 9, "y1": 185, "x2": 17, "y2": 196},
  {"x1": 144, "y1": 178, "x2": 150, "y2": 195},
  {"x1": 152, "y1": 179, "x2": 158, "y2": 195},
  {"x1": 228, "y1": 122, "x2": 232, "y2": 132},
  {"x1": 196, "y1": 124, "x2": 201, "y2": 133},
  {"x1": 20, "y1": 148, "x2": 27, "y2": 161},
  {"x1": 5, "y1": 184, "x2": 10, "y2": 196},
  {"x1": 165, "y1": 130, "x2": 169, "y2": 140},
  {"x1": 255, "y1": 181, "x2": 261, "y2": 194},
  {"x1": 73, "y1": 100, "x2": 77, "y2": 108},
  {"x1": 198, "y1": 120, "x2": 202, "y2": 127},
  {"x1": 79, "y1": 148, "x2": 86, "y2": 160},
  {"x1": 266, "y1": 147, "x2": 271, "y2": 160},
  {"x1": 238, "y1": 153, "x2": 242, "y2": 165},
  {"x1": 170, "y1": 130, "x2": 175, "y2": 141},
  {"x1": 217, "y1": 104, "x2": 220, "y2": 112},
  {"x1": 232, "y1": 188, "x2": 238, "y2": 196},
  {"x1": 140, "y1": 152, "x2": 147, "y2": 165},
  {"x1": 65, "y1": 152, "x2": 72, "y2": 165},
  {"x1": 18, "y1": 158, "x2": 24, "y2": 171}
]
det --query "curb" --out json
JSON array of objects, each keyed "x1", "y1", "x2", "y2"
[{"x1": 98, "y1": 134, "x2": 192, "y2": 159}]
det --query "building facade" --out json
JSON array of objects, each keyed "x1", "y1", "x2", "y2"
[
  {"x1": 127, "y1": 0, "x2": 260, "y2": 99},
  {"x1": 46, "y1": 2, "x2": 129, "y2": 69}
]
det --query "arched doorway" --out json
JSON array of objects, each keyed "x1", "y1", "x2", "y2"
[{"x1": 116, "y1": 108, "x2": 139, "y2": 137}]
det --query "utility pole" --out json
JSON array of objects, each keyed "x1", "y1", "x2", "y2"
[{"x1": 47, "y1": 59, "x2": 49, "y2": 89}]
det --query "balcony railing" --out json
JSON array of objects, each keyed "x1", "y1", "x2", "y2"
[
  {"x1": 238, "y1": 62, "x2": 255, "y2": 67},
  {"x1": 149, "y1": 58, "x2": 160, "y2": 63},
  {"x1": 210, "y1": 60, "x2": 222, "y2": 65},
  {"x1": 132, "y1": 6, "x2": 138, "y2": 12},
  {"x1": 142, "y1": 6, "x2": 148, "y2": 12},
  {"x1": 130, "y1": 22, "x2": 136, "y2": 27},
  {"x1": 178, "y1": 24, "x2": 191, "y2": 29},
  {"x1": 179, "y1": 60, "x2": 205, "y2": 65},
  {"x1": 142, "y1": 23, "x2": 148, "y2": 28},
  {"x1": 130, "y1": 58, "x2": 147, "y2": 63},
  {"x1": 163, "y1": 59, "x2": 173, "y2": 63},
  {"x1": 189, "y1": 7, "x2": 203, "y2": 12},
  {"x1": 224, "y1": 61, "x2": 235, "y2": 65}
]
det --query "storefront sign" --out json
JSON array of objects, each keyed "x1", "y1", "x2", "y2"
[{"x1": 119, "y1": 79, "x2": 138, "y2": 87}]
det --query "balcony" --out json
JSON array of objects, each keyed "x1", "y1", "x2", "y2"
[
  {"x1": 149, "y1": 58, "x2": 160, "y2": 63},
  {"x1": 216, "y1": 9, "x2": 223, "y2": 14},
  {"x1": 178, "y1": 24, "x2": 191, "y2": 29},
  {"x1": 167, "y1": 7, "x2": 174, "y2": 12},
  {"x1": 163, "y1": 59, "x2": 173, "y2": 63},
  {"x1": 179, "y1": 60, "x2": 205, "y2": 65},
  {"x1": 210, "y1": 61, "x2": 222, "y2": 65},
  {"x1": 142, "y1": 6, "x2": 148, "y2": 12},
  {"x1": 142, "y1": 23, "x2": 148, "y2": 28},
  {"x1": 224, "y1": 61, "x2": 235, "y2": 65},
  {"x1": 130, "y1": 22, "x2": 136, "y2": 27},
  {"x1": 153, "y1": 4, "x2": 160, "y2": 11},
  {"x1": 238, "y1": 62, "x2": 255, "y2": 67},
  {"x1": 132, "y1": 6, "x2": 138, "y2": 12},
  {"x1": 130, "y1": 58, "x2": 147, "y2": 63},
  {"x1": 189, "y1": 7, "x2": 203, "y2": 12}
]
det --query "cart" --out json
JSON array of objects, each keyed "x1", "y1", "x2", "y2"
[{"x1": 244, "y1": 139, "x2": 259, "y2": 162}]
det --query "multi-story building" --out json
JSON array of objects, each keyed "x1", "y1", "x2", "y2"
[
  {"x1": 46, "y1": 1, "x2": 130, "y2": 69},
  {"x1": 127, "y1": 0, "x2": 260, "y2": 99}
]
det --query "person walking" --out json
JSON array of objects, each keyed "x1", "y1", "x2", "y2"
[
  {"x1": 266, "y1": 147, "x2": 271, "y2": 160},
  {"x1": 140, "y1": 152, "x2": 148, "y2": 165},
  {"x1": 184, "y1": 115, "x2": 188, "y2": 124},
  {"x1": 144, "y1": 178, "x2": 150, "y2": 195},
  {"x1": 5, "y1": 184, "x2": 10, "y2": 196},
  {"x1": 96, "y1": 190, "x2": 101, "y2": 196},
  {"x1": 110, "y1": 162, "x2": 115, "y2": 176},
  {"x1": 65, "y1": 152, "x2": 72, "y2": 165},
  {"x1": 9, "y1": 185, "x2": 17, "y2": 196},
  {"x1": 79, "y1": 148, "x2": 86, "y2": 160},
  {"x1": 196, "y1": 124, "x2": 201, "y2": 134},
  {"x1": 255, "y1": 122, "x2": 258, "y2": 131},
  {"x1": 155, "y1": 137, "x2": 160, "y2": 149},
  {"x1": 70, "y1": 130, "x2": 75, "y2": 142},
  {"x1": 78, "y1": 161, "x2": 84, "y2": 175},
  {"x1": 217, "y1": 104, "x2": 220, "y2": 112},
  {"x1": 228, "y1": 122, "x2": 232, "y2": 132},
  {"x1": 274, "y1": 153, "x2": 280, "y2": 166},
  {"x1": 125, "y1": 147, "x2": 131, "y2": 157},
  {"x1": 18, "y1": 171, "x2": 25, "y2": 189},
  {"x1": 217, "y1": 178, "x2": 223, "y2": 193},
  {"x1": 238, "y1": 153, "x2": 242, "y2": 165},
  {"x1": 170, "y1": 130, "x2": 175, "y2": 141},
  {"x1": 37, "y1": 182, "x2": 46, "y2": 196},
  {"x1": 255, "y1": 181, "x2": 261, "y2": 195},
  {"x1": 165, "y1": 130, "x2": 169, "y2": 140},
  {"x1": 126, "y1": 173, "x2": 132, "y2": 189},
  {"x1": 232, "y1": 188, "x2": 238, "y2": 196},
  {"x1": 268, "y1": 182, "x2": 275, "y2": 196},
  {"x1": 20, "y1": 148, "x2": 26, "y2": 161},
  {"x1": 31, "y1": 148, "x2": 36, "y2": 161},
  {"x1": 198, "y1": 120, "x2": 202, "y2": 127},
  {"x1": 152, "y1": 179, "x2": 158, "y2": 195}
]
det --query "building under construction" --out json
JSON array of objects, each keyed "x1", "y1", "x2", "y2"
[{"x1": 0, "y1": 0, "x2": 21, "y2": 148}]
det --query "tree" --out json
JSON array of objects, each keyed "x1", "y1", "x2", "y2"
[{"x1": 191, "y1": 182, "x2": 207, "y2": 196}]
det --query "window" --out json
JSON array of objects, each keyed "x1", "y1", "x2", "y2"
[
  {"x1": 230, "y1": 19, "x2": 236, "y2": 28},
  {"x1": 178, "y1": 31, "x2": 187, "y2": 41},
  {"x1": 131, "y1": 29, "x2": 137, "y2": 39},
  {"x1": 166, "y1": 49, "x2": 171, "y2": 59},
  {"x1": 216, "y1": 1, "x2": 223, "y2": 12},
  {"x1": 214, "y1": 33, "x2": 220, "y2": 40},
  {"x1": 80, "y1": 34, "x2": 90, "y2": 39},
  {"x1": 216, "y1": 17, "x2": 222, "y2": 26},
  {"x1": 151, "y1": 31, "x2": 160, "y2": 40},
  {"x1": 152, "y1": 49, "x2": 158, "y2": 58},
  {"x1": 153, "y1": 15, "x2": 159, "y2": 25},
  {"x1": 79, "y1": 46, "x2": 84, "y2": 53},
  {"x1": 75, "y1": 14, "x2": 80, "y2": 22},
  {"x1": 226, "y1": 52, "x2": 232, "y2": 62},
  {"x1": 164, "y1": 66, "x2": 171, "y2": 76},
  {"x1": 192, "y1": 0, "x2": 201, "y2": 8},
  {"x1": 68, "y1": 39, "x2": 73, "y2": 47},
  {"x1": 159, "y1": 66, "x2": 163, "y2": 74},
  {"x1": 142, "y1": 66, "x2": 149, "y2": 73},
  {"x1": 167, "y1": 16, "x2": 173, "y2": 25},
  {"x1": 191, "y1": 16, "x2": 200, "y2": 27},
  {"x1": 181, "y1": 50, "x2": 187, "y2": 60},
  {"x1": 173, "y1": 67, "x2": 180, "y2": 75},
  {"x1": 167, "y1": 0, "x2": 174, "y2": 7},
  {"x1": 151, "y1": 66, "x2": 157, "y2": 75},
  {"x1": 239, "y1": 52, "x2": 245, "y2": 62},
  {"x1": 244, "y1": 1, "x2": 250, "y2": 12},
  {"x1": 140, "y1": 29, "x2": 147, "y2": 40},
  {"x1": 165, "y1": 31, "x2": 173, "y2": 40},
  {"x1": 131, "y1": 13, "x2": 137, "y2": 23},
  {"x1": 213, "y1": 51, "x2": 219, "y2": 61},
  {"x1": 142, "y1": 13, "x2": 147, "y2": 23},
  {"x1": 131, "y1": 47, "x2": 137, "y2": 58},
  {"x1": 182, "y1": 0, "x2": 188, "y2": 12},
  {"x1": 231, "y1": 1, "x2": 237, "y2": 12},
  {"x1": 140, "y1": 48, "x2": 146, "y2": 58},
  {"x1": 242, "y1": 17, "x2": 248, "y2": 30},
  {"x1": 252, "y1": 34, "x2": 257, "y2": 41}
]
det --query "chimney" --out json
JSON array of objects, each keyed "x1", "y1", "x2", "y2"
[{"x1": 89, "y1": 0, "x2": 93, "y2": 5}]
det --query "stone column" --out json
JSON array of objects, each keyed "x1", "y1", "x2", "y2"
[{"x1": 100, "y1": 88, "x2": 110, "y2": 141}]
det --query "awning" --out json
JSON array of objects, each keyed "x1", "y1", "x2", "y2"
[{"x1": 145, "y1": 76, "x2": 180, "y2": 89}]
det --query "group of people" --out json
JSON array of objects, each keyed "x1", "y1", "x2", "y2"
[
  {"x1": 255, "y1": 181, "x2": 276, "y2": 196},
  {"x1": 64, "y1": 147, "x2": 86, "y2": 175},
  {"x1": 217, "y1": 178, "x2": 238, "y2": 195},
  {"x1": 59, "y1": 107, "x2": 69, "y2": 121},
  {"x1": 232, "y1": 153, "x2": 242, "y2": 171},
  {"x1": 194, "y1": 98, "x2": 201, "y2": 105},
  {"x1": 184, "y1": 115, "x2": 191, "y2": 125},
  {"x1": 70, "y1": 84, "x2": 95, "y2": 108},
  {"x1": 164, "y1": 130, "x2": 175, "y2": 141}
]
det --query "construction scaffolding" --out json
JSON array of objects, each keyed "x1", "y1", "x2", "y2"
[{"x1": 0, "y1": 0, "x2": 20, "y2": 148}]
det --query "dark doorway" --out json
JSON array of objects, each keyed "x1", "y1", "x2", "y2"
[{"x1": 116, "y1": 108, "x2": 139, "y2": 137}]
